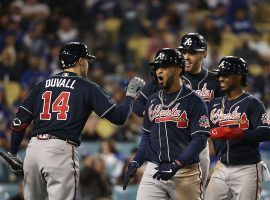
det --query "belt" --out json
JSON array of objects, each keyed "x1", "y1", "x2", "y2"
[{"x1": 35, "y1": 134, "x2": 78, "y2": 147}]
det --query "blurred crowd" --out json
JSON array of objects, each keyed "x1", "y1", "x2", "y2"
[{"x1": 0, "y1": 0, "x2": 270, "y2": 199}]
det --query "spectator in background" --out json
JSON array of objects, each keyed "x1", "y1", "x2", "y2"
[
  {"x1": 228, "y1": 7, "x2": 258, "y2": 34},
  {"x1": 209, "y1": 3, "x2": 227, "y2": 30},
  {"x1": 56, "y1": 17, "x2": 79, "y2": 44},
  {"x1": 21, "y1": 21, "x2": 47, "y2": 57},
  {"x1": 21, "y1": 0, "x2": 50, "y2": 21},
  {"x1": 0, "y1": 32, "x2": 18, "y2": 81},
  {"x1": 0, "y1": 86, "x2": 12, "y2": 149},
  {"x1": 233, "y1": 33, "x2": 262, "y2": 65},
  {"x1": 19, "y1": 53, "x2": 50, "y2": 88},
  {"x1": 99, "y1": 139, "x2": 124, "y2": 184},
  {"x1": 47, "y1": 41, "x2": 62, "y2": 75},
  {"x1": 197, "y1": 16, "x2": 222, "y2": 46},
  {"x1": 80, "y1": 155, "x2": 112, "y2": 200},
  {"x1": 117, "y1": 148, "x2": 144, "y2": 186}
]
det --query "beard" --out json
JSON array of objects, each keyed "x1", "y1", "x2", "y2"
[{"x1": 160, "y1": 75, "x2": 175, "y2": 92}]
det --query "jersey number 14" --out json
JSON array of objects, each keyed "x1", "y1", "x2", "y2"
[{"x1": 40, "y1": 91, "x2": 70, "y2": 120}]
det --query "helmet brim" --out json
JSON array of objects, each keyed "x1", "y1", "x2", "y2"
[
  {"x1": 86, "y1": 54, "x2": 96, "y2": 60},
  {"x1": 177, "y1": 46, "x2": 206, "y2": 52}
]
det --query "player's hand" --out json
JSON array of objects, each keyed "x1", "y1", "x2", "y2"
[
  {"x1": 153, "y1": 160, "x2": 182, "y2": 181},
  {"x1": 123, "y1": 161, "x2": 140, "y2": 190},
  {"x1": 210, "y1": 127, "x2": 244, "y2": 140},
  {"x1": 7, "y1": 152, "x2": 23, "y2": 176},
  {"x1": 126, "y1": 77, "x2": 145, "y2": 98}
]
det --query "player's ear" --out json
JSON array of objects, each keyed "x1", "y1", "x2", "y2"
[
  {"x1": 176, "y1": 68, "x2": 182, "y2": 76},
  {"x1": 78, "y1": 58, "x2": 83, "y2": 66}
]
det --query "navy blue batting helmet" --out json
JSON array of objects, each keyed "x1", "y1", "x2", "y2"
[
  {"x1": 149, "y1": 48, "x2": 185, "y2": 83},
  {"x1": 59, "y1": 42, "x2": 96, "y2": 69},
  {"x1": 178, "y1": 33, "x2": 207, "y2": 52},
  {"x1": 149, "y1": 48, "x2": 185, "y2": 68},
  {"x1": 216, "y1": 56, "x2": 248, "y2": 86}
]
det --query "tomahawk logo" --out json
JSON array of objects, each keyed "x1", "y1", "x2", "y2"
[
  {"x1": 183, "y1": 38, "x2": 192, "y2": 46},
  {"x1": 156, "y1": 52, "x2": 165, "y2": 61},
  {"x1": 218, "y1": 61, "x2": 226, "y2": 69}
]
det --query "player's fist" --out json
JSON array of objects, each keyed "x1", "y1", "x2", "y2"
[
  {"x1": 153, "y1": 160, "x2": 182, "y2": 181},
  {"x1": 126, "y1": 77, "x2": 145, "y2": 98},
  {"x1": 210, "y1": 127, "x2": 244, "y2": 140},
  {"x1": 7, "y1": 152, "x2": 23, "y2": 176}
]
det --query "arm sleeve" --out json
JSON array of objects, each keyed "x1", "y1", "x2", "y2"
[
  {"x1": 132, "y1": 91, "x2": 147, "y2": 117},
  {"x1": 134, "y1": 99, "x2": 152, "y2": 165},
  {"x1": 243, "y1": 99, "x2": 270, "y2": 142},
  {"x1": 105, "y1": 96, "x2": 134, "y2": 125},
  {"x1": 177, "y1": 132, "x2": 208, "y2": 166},
  {"x1": 10, "y1": 90, "x2": 34, "y2": 154},
  {"x1": 133, "y1": 131, "x2": 150, "y2": 166},
  {"x1": 244, "y1": 126, "x2": 270, "y2": 143},
  {"x1": 177, "y1": 95, "x2": 210, "y2": 166},
  {"x1": 90, "y1": 84, "x2": 134, "y2": 125}
]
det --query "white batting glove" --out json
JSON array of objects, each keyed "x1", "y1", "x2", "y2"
[{"x1": 126, "y1": 77, "x2": 145, "y2": 98}]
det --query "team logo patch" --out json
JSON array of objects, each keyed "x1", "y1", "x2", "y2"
[
  {"x1": 12, "y1": 118, "x2": 21, "y2": 127},
  {"x1": 199, "y1": 115, "x2": 210, "y2": 128},
  {"x1": 261, "y1": 113, "x2": 270, "y2": 125}
]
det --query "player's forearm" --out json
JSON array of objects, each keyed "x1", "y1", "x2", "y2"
[
  {"x1": 244, "y1": 126, "x2": 270, "y2": 143},
  {"x1": 177, "y1": 133, "x2": 208, "y2": 167},
  {"x1": 106, "y1": 96, "x2": 134, "y2": 125},
  {"x1": 10, "y1": 132, "x2": 25, "y2": 155},
  {"x1": 133, "y1": 131, "x2": 150, "y2": 166},
  {"x1": 132, "y1": 100, "x2": 146, "y2": 117}
]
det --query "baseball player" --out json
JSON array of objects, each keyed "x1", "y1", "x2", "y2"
[
  {"x1": 205, "y1": 56, "x2": 270, "y2": 200},
  {"x1": 177, "y1": 33, "x2": 223, "y2": 190},
  {"x1": 124, "y1": 48, "x2": 210, "y2": 200},
  {"x1": 132, "y1": 33, "x2": 223, "y2": 191},
  {"x1": 8, "y1": 42, "x2": 145, "y2": 200}
]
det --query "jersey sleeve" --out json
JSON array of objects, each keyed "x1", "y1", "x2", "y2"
[
  {"x1": 189, "y1": 95, "x2": 210, "y2": 135},
  {"x1": 89, "y1": 83, "x2": 117, "y2": 117},
  {"x1": 11, "y1": 87, "x2": 36, "y2": 132},
  {"x1": 248, "y1": 98, "x2": 269, "y2": 129},
  {"x1": 133, "y1": 81, "x2": 158, "y2": 117},
  {"x1": 142, "y1": 99, "x2": 151, "y2": 133}
]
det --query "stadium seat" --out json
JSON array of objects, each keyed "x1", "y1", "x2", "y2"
[
  {"x1": 78, "y1": 142, "x2": 100, "y2": 158},
  {"x1": 0, "y1": 183, "x2": 19, "y2": 199},
  {"x1": 4, "y1": 81, "x2": 21, "y2": 106},
  {"x1": 112, "y1": 185, "x2": 138, "y2": 200},
  {"x1": 116, "y1": 142, "x2": 137, "y2": 158},
  {"x1": 261, "y1": 181, "x2": 270, "y2": 200}
]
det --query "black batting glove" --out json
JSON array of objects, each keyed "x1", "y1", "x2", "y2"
[
  {"x1": 7, "y1": 152, "x2": 23, "y2": 176},
  {"x1": 153, "y1": 160, "x2": 182, "y2": 181},
  {"x1": 123, "y1": 161, "x2": 140, "y2": 190}
]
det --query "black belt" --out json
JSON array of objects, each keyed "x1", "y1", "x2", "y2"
[{"x1": 34, "y1": 134, "x2": 78, "y2": 147}]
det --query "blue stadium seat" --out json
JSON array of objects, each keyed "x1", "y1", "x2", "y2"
[
  {"x1": 116, "y1": 142, "x2": 137, "y2": 158},
  {"x1": 78, "y1": 142, "x2": 100, "y2": 158},
  {"x1": 112, "y1": 185, "x2": 138, "y2": 200},
  {"x1": 261, "y1": 181, "x2": 270, "y2": 200},
  {"x1": 0, "y1": 183, "x2": 19, "y2": 199}
]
